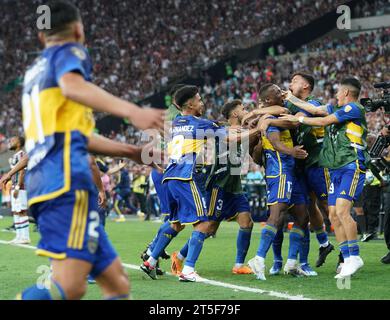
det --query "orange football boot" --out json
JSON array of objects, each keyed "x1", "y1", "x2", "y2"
[
  {"x1": 232, "y1": 265, "x2": 253, "y2": 274},
  {"x1": 171, "y1": 251, "x2": 184, "y2": 275}
]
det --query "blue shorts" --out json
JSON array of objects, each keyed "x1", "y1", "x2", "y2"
[
  {"x1": 207, "y1": 187, "x2": 251, "y2": 222},
  {"x1": 151, "y1": 169, "x2": 170, "y2": 216},
  {"x1": 328, "y1": 163, "x2": 365, "y2": 206},
  {"x1": 30, "y1": 189, "x2": 118, "y2": 278},
  {"x1": 165, "y1": 177, "x2": 208, "y2": 225},
  {"x1": 266, "y1": 173, "x2": 294, "y2": 206},
  {"x1": 289, "y1": 174, "x2": 309, "y2": 206},
  {"x1": 305, "y1": 166, "x2": 330, "y2": 201}
]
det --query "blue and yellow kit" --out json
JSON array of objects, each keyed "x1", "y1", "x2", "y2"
[
  {"x1": 322, "y1": 103, "x2": 368, "y2": 206},
  {"x1": 262, "y1": 119, "x2": 295, "y2": 206},
  {"x1": 163, "y1": 115, "x2": 221, "y2": 224},
  {"x1": 22, "y1": 43, "x2": 117, "y2": 276}
]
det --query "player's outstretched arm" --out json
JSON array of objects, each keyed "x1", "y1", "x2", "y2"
[
  {"x1": 283, "y1": 91, "x2": 328, "y2": 116},
  {"x1": 267, "y1": 132, "x2": 308, "y2": 159},
  {"x1": 88, "y1": 134, "x2": 161, "y2": 167},
  {"x1": 0, "y1": 155, "x2": 28, "y2": 189},
  {"x1": 59, "y1": 73, "x2": 165, "y2": 131},
  {"x1": 89, "y1": 155, "x2": 107, "y2": 208},
  {"x1": 242, "y1": 105, "x2": 288, "y2": 126},
  {"x1": 279, "y1": 113, "x2": 339, "y2": 127}
]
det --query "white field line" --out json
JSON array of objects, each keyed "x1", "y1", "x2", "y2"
[{"x1": 0, "y1": 239, "x2": 311, "y2": 300}]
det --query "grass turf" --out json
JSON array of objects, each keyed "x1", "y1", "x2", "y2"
[{"x1": 0, "y1": 217, "x2": 389, "y2": 300}]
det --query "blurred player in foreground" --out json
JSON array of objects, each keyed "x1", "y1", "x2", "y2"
[{"x1": 17, "y1": 0, "x2": 164, "y2": 300}]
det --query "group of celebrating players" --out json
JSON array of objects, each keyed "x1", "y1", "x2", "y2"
[
  {"x1": 1, "y1": 1, "x2": 370, "y2": 299},
  {"x1": 140, "y1": 72, "x2": 368, "y2": 283}
]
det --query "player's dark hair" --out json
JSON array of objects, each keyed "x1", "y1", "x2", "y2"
[
  {"x1": 169, "y1": 83, "x2": 186, "y2": 96},
  {"x1": 17, "y1": 136, "x2": 25, "y2": 148},
  {"x1": 174, "y1": 85, "x2": 199, "y2": 109},
  {"x1": 222, "y1": 99, "x2": 242, "y2": 120},
  {"x1": 292, "y1": 72, "x2": 315, "y2": 92},
  {"x1": 340, "y1": 77, "x2": 361, "y2": 98},
  {"x1": 258, "y1": 83, "x2": 275, "y2": 101},
  {"x1": 42, "y1": 1, "x2": 81, "y2": 36}
]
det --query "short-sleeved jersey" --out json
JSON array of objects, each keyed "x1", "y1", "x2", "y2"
[
  {"x1": 206, "y1": 126, "x2": 245, "y2": 194},
  {"x1": 22, "y1": 43, "x2": 95, "y2": 206},
  {"x1": 286, "y1": 97, "x2": 324, "y2": 168},
  {"x1": 163, "y1": 115, "x2": 222, "y2": 181},
  {"x1": 9, "y1": 150, "x2": 26, "y2": 187},
  {"x1": 319, "y1": 103, "x2": 369, "y2": 169},
  {"x1": 262, "y1": 117, "x2": 295, "y2": 178}
]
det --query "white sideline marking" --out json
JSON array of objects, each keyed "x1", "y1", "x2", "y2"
[{"x1": 0, "y1": 239, "x2": 311, "y2": 300}]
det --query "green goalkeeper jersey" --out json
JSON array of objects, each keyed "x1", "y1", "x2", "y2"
[
  {"x1": 206, "y1": 126, "x2": 244, "y2": 194},
  {"x1": 286, "y1": 96, "x2": 324, "y2": 169}
]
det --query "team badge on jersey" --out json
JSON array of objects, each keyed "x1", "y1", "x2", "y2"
[{"x1": 71, "y1": 46, "x2": 87, "y2": 60}]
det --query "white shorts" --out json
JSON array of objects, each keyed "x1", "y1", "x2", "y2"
[
  {"x1": 11, "y1": 190, "x2": 28, "y2": 213},
  {"x1": 2, "y1": 195, "x2": 10, "y2": 203}
]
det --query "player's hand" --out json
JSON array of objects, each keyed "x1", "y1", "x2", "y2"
[
  {"x1": 257, "y1": 119, "x2": 270, "y2": 136},
  {"x1": 291, "y1": 145, "x2": 308, "y2": 159},
  {"x1": 281, "y1": 90, "x2": 293, "y2": 101},
  {"x1": 0, "y1": 173, "x2": 11, "y2": 189},
  {"x1": 129, "y1": 108, "x2": 166, "y2": 134},
  {"x1": 242, "y1": 112, "x2": 257, "y2": 128},
  {"x1": 381, "y1": 127, "x2": 390, "y2": 136},
  {"x1": 13, "y1": 189, "x2": 19, "y2": 199},
  {"x1": 280, "y1": 114, "x2": 299, "y2": 123},
  {"x1": 98, "y1": 190, "x2": 107, "y2": 208}
]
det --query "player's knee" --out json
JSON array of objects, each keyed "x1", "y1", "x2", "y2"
[
  {"x1": 171, "y1": 222, "x2": 184, "y2": 232},
  {"x1": 61, "y1": 281, "x2": 87, "y2": 300}
]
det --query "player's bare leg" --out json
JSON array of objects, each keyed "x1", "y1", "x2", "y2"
[
  {"x1": 50, "y1": 258, "x2": 92, "y2": 300},
  {"x1": 95, "y1": 258, "x2": 130, "y2": 299}
]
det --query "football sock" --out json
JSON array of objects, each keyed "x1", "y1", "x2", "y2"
[
  {"x1": 19, "y1": 215, "x2": 30, "y2": 240},
  {"x1": 149, "y1": 225, "x2": 178, "y2": 265},
  {"x1": 299, "y1": 227, "x2": 310, "y2": 264},
  {"x1": 184, "y1": 231, "x2": 206, "y2": 268},
  {"x1": 14, "y1": 215, "x2": 21, "y2": 240},
  {"x1": 339, "y1": 241, "x2": 350, "y2": 260},
  {"x1": 348, "y1": 239, "x2": 360, "y2": 256},
  {"x1": 19, "y1": 280, "x2": 66, "y2": 300},
  {"x1": 272, "y1": 228, "x2": 284, "y2": 262},
  {"x1": 288, "y1": 226, "x2": 304, "y2": 260},
  {"x1": 105, "y1": 294, "x2": 129, "y2": 300},
  {"x1": 235, "y1": 227, "x2": 252, "y2": 265},
  {"x1": 149, "y1": 221, "x2": 170, "y2": 252},
  {"x1": 256, "y1": 224, "x2": 277, "y2": 258},
  {"x1": 178, "y1": 240, "x2": 188, "y2": 260},
  {"x1": 314, "y1": 226, "x2": 329, "y2": 247}
]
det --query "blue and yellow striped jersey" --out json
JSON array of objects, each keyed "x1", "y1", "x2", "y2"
[
  {"x1": 262, "y1": 118, "x2": 295, "y2": 178},
  {"x1": 22, "y1": 43, "x2": 95, "y2": 206},
  {"x1": 163, "y1": 115, "x2": 222, "y2": 181}
]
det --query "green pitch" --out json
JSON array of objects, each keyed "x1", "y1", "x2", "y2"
[{"x1": 0, "y1": 217, "x2": 389, "y2": 300}]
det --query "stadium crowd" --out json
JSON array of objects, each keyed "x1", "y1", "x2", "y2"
[
  {"x1": 1, "y1": 0, "x2": 389, "y2": 226},
  {"x1": 3, "y1": 0, "x2": 386, "y2": 139}
]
